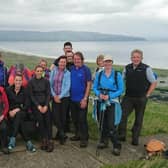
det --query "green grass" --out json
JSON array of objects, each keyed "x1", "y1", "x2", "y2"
[
  {"x1": 1, "y1": 50, "x2": 54, "y2": 69},
  {"x1": 1, "y1": 50, "x2": 168, "y2": 168},
  {"x1": 102, "y1": 158, "x2": 168, "y2": 168},
  {"x1": 88, "y1": 100, "x2": 168, "y2": 141},
  {"x1": 2, "y1": 50, "x2": 168, "y2": 137}
]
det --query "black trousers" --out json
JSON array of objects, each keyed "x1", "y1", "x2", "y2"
[
  {"x1": 98, "y1": 103, "x2": 120, "y2": 148},
  {"x1": 71, "y1": 101, "x2": 89, "y2": 141},
  {"x1": 32, "y1": 106, "x2": 52, "y2": 140},
  {"x1": 0, "y1": 120, "x2": 8, "y2": 147},
  {"x1": 65, "y1": 97, "x2": 71, "y2": 131},
  {"x1": 8, "y1": 110, "x2": 33, "y2": 141},
  {"x1": 9, "y1": 110, "x2": 25, "y2": 137},
  {"x1": 118, "y1": 96, "x2": 148, "y2": 141},
  {"x1": 52, "y1": 97, "x2": 69, "y2": 137}
]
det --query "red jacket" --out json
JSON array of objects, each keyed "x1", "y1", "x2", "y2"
[{"x1": 0, "y1": 86, "x2": 9, "y2": 118}]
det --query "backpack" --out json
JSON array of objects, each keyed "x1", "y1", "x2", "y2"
[
  {"x1": 144, "y1": 139, "x2": 166, "y2": 158},
  {"x1": 97, "y1": 70, "x2": 121, "y2": 101}
]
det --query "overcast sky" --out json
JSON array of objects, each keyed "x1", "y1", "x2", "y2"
[{"x1": 0, "y1": 0, "x2": 168, "y2": 39}]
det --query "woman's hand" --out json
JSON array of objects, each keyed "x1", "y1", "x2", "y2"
[
  {"x1": 9, "y1": 108, "x2": 20, "y2": 118},
  {"x1": 41, "y1": 106, "x2": 48, "y2": 114},
  {"x1": 99, "y1": 94, "x2": 109, "y2": 101},
  {"x1": 37, "y1": 105, "x2": 43, "y2": 113},
  {"x1": 54, "y1": 96, "x2": 61, "y2": 103}
]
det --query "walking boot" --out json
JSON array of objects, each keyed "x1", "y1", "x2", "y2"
[
  {"x1": 97, "y1": 138, "x2": 108, "y2": 149},
  {"x1": 41, "y1": 139, "x2": 47, "y2": 150},
  {"x1": 46, "y1": 140, "x2": 54, "y2": 152},
  {"x1": 112, "y1": 143, "x2": 121, "y2": 156}
]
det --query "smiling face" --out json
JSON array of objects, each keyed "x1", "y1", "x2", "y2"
[
  {"x1": 58, "y1": 58, "x2": 67, "y2": 70},
  {"x1": 35, "y1": 66, "x2": 43, "y2": 79},
  {"x1": 74, "y1": 54, "x2": 83, "y2": 67},
  {"x1": 39, "y1": 60, "x2": 47, "y2": 70},
  {"x1": 63, "y1": 45, "x2": 73, "y2": 54},
  {"x1": 104, "y1": 60, "x2": 113, "y2": 71},
  {"x1": 131, "y1": 52, "x2": 143, "y2": 67},
  {"x1": 97, "y1": 58, "x2": 104, "y2": 67},
  {"x1": 66, "y1": 52, "x2": 74, "y2": 63},
  {"x1": 14, "y1": 75, "x2": 22, "y2": 89}
]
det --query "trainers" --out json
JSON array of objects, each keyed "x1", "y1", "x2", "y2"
[
  {"x1": 8, "y1": 137, "x2": 16, "y2": 150},
  {"x1": 112, "y1": 148, "x2": 121, "y2": 156},
  {"x1": 26, "y1": 141, "x2": 36, "y2": 152}
]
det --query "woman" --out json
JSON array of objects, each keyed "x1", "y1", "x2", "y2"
[
  {"x1": 92, "y1": 54, "x2": 104, "y2": 81},
  {"x1": 28, "y1": 65, "x2": 53, "y2": 152},
  {"x1": 6, "y1": 73, "x2": 36, "y2": 152},
  {"x1": 0, "y1": 86, "x2": 9, "y2": 154},
  {"x1": 93, "y1": 56, "x2": 124, "y2": 156},
  {"x1": 50, "y1": 56, "x2": 70, "y2": 145}
]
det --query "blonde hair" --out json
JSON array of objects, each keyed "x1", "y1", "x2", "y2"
[{"x1": 96, "y1": 54, "x2": 104, "y2": 65}]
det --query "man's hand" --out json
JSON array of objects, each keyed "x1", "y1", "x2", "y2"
[{"x1": 80, "y1": 99, "x2": 87, "y2": 109}]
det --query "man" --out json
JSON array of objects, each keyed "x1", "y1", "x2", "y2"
[
  {"x1": 0, "y1": 52, "x2": 8, "y2": 88},
  {"x1": 50, "y1": 42, "x2": 73, "y2": 70},
  {"x1": 118, "y1": 49, "x2": 157, "y2": 145},
  {"x1": 70, "y1": 51, "x2": 92, "y2": 148},
  {"x1": 66, "y1": 51, "x2": 74, "y2": 70}
]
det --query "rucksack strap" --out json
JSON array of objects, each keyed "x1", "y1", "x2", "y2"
[{"x1": 97, "y1": 70, "x2": 120, "y2": 102}]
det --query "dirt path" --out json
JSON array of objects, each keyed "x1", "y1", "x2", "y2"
[{"x1": 0, "y1": 134, "x2": 168, "y2": 168}]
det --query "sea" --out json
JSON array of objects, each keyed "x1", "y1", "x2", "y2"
[{"x1": 0, "y1": 41, "x2": 168, "y2": 69}]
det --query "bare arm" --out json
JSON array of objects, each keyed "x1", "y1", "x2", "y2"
[
  {"x1": 146, "y1": 82, "x2": 157, "y2": 97},
  {"x1": 80, "y1": 81, "x2": 92, "y2": 109}
]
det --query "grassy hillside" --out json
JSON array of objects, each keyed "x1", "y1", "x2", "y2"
[{"x1": 1, "y1": 50, "x2": 168, "y2": 168}]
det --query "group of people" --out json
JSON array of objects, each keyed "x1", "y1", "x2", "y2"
[{"x1": 0, "y1": 41, "x2": 157, "y2": 156}]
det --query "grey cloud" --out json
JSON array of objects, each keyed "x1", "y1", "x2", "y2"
[{"x1": 0, "y1": 0, "x2": 167, "y2": 39}]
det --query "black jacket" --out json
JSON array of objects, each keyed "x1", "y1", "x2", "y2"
[
  {"x1": 28, "y1": 77, "x2": 50, "y2": 107},
  {"x1": 6, "y1": 85, "x2": 29, "y2": 111}
]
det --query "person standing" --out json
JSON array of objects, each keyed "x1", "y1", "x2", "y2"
[
  {"x1": 118, "y1": 49, "x2": 157, "y2": 145},
  {"x1": 93, "y1": 56, "x2": 124, "y2": 156},
  {"x1": 50, "y1": 56, "x2": 70, "y2": 145},
  {"x1": 70, "y1": 52, "x2": 92, "y2": 148}
]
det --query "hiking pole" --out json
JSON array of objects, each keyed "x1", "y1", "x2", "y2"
[{"x1": 96, "y1": 101, "x2": 105, "y2": 156}]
